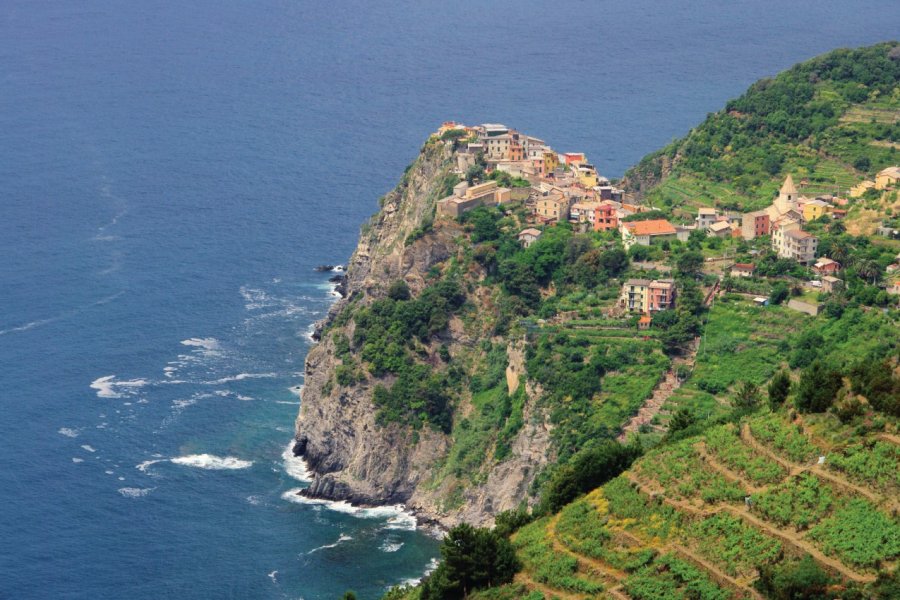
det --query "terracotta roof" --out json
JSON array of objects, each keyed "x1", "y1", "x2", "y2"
[
  {"x1": 625, "y1": 278, "x2": 652, "y2": 287},
  {"x1": 878, "y1": 166, "x2": 900, "y2": 178},
  {"x1": 518, "y1": 228, "x2": 542, "y2": 237},
  {"x1": 624, "y1": 219, "x2": 676, "y2": 236},
  {"x1": 732, "y1": 263, "x2": 755, "y2": 271},
  {"x1": 638, "y1": 315, "x2": 652, "y2": 323},
  {"x1": 785, "y1": 229, "x2": 814, "y2": 240}
]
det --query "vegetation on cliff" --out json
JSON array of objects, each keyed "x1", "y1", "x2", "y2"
[{"x1": 366, "y1": 43, "x2": 899, "y2": 600}]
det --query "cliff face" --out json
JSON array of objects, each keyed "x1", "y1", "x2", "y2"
[{"x1": 293, "y1": 139, "x2": 554, "y2": 527}]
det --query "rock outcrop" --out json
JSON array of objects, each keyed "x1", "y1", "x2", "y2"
[{"x1": 293, "y1": 139, "x2": 554, "y2": 527}]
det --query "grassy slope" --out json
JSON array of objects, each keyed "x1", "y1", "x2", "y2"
[{"x1": 625, "y1": 42, "x2": 900, "y2": 219}]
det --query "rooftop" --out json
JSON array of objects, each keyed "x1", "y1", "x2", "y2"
[
  {"x1": 624, "y1": 219, "x2": 677, "y2": 236},
  {"x1": 785, "y1": 229, "x2": 815, "y2": 240}
]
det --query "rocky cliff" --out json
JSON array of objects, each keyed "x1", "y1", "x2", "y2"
[{"x1": 293, "y1": 138, "x2": 554, "y2": 527}]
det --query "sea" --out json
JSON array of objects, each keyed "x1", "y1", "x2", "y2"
[{"x1": 0, "y1": 1, "x2": 895, "y2": 598}]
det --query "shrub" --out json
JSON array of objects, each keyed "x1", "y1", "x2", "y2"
[
  {"x1": 795, "y1": 361, "x2": 843, "y2": 413},
  {"x1": 387, "y1": 280, "x2": 411, "y2": 301},
  {"x1": 538, "y1": 441, "x2": 642, "y2": 514},
  {"x1": 768, "y1": 370, "x2": 791, "y2": 408},
  {"x1": 420, "y1": 524, "x2": 519, "y2": 599}
]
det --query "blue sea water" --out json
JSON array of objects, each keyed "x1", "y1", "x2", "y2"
[{"x1": 0, "y1": 1, "x2": 896, "y2": 598}]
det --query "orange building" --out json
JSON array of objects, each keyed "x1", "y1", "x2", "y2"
[{"x1": 593, "y1": 203, "x2": 618, "y2": 232}]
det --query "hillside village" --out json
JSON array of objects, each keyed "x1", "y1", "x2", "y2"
[
  {"x1": 362, "y1": 44, "x2": 900, "y2": 600},
  {"x1": 433, "y1": 121, "x2": 900, "y2": 319}
]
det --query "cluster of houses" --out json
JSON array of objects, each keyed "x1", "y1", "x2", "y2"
[
  {"x1": 435, "y1": 121, "x2": 631, "y2": 227},
  {"x1": 433, "y1": 123, "x2": 900, "y2": 309},
  {"x1": 615, "y1": 175, "x2": 838, "y2": 265},
  {"x1": 849, "y1": 166, "x2": 900, "y2": 197}
]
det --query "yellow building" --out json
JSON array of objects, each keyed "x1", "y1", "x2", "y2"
[
  {"x1": 542, "y1": 150, "x2": 559, "y2": 175},
  {"x1": 850, "y1": 180, "x2": 875, "y2": 198},
  {"x1": 875, "y1": 166, "x2": 900, "y2": 190},
  {"x1": 576, "y1": 164, "x2": 599, "y2": 188},
  {"x1": 802, "y1": 199, "x2": 831, "y2": 222}
]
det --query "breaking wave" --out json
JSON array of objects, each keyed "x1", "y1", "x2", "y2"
[
  {"x1": 171, "y1": 454, "x2": 253, "y2": 470},
  {"x1": 280, "y1": 488, "x2": 416, "y2": 528},
  {"x1": 306, "y1": 533, "x2": 352, "y2": 554},
  {"x1": 90, "y1": 375, "x2": 148, "y2": 399},
  {"x1": 281, "y1": 442, "x2": 312, "y2": 482},
  {"x1": 118, "y1": 487, "x2": 155, "y2": 498}
]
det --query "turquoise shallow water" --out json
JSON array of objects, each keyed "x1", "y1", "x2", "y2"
[{"x1": 0, "y1": 1, "x2": 896, "y2": 598}]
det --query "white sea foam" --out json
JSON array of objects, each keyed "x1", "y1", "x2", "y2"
[
  {"x1": 288, "y1": 384, "x2": 304, "y2": 397},
  {"x1": 58, "y1": 427, "x2": 80, "y2": 438},
  {"x1": 90, "y1": 375, "x2": 148, "y2": 399},
  {"x1": 307, "y1": 534, "x2": 353, "y2": 554},
  {"x1": 281, "y1": 443, "x2": 312, "y2": 482},
  {"x1": 275, "y1": 400, "x2": 300, "y2": 405},
  {"x1": 180, "y1": 337, "x2": 220, "y2": 351},
  {"x1": 396, "y1": 558, "x2": 440, "y2": 587},
  {"x1": 383, "y1": 512, "x2": 418, "y2": 531},
  {"x1": 237, "y1": 395, "x2": 254, "y2": 401},
  {"x1": 72, "y1": 457, "x2": 84, "y2": 463},
  {"x1": 118, "y1": 487, "x2": 154, "y2": 498},
  {"x1": 380, "y1": 539, "x2": 404, "y2": 553},
  {"x1": 281, "y1": 488, "x2": 416, "y2": 527},
  {"x1": 136, "y1": 459, "x2": 166, "y2": 472},
  {"x1": 267, "y1": 570, "x2": 278, "y2": 582},
  {"x1": 81, "y1": 445, "x2": 96, "y2": 453},
  {"x1": 163, "y1": 366, "x2": 177, "y2": 378},
  {"x1": 171, "y1": 454, "x2": 253, "y2": 470},
  {"x1": 205, "y1": 373, "x2": 276, "y2": 385}
]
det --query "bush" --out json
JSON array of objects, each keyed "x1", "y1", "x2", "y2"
[
  {"x1": 795, "y1": 361, "x2": 843, "y2": 413},
  {"x1": 420, "y1": 524, "x2": 519, "y2": 599},
  {"x1": 755, "y1": 554, "x2": 832, "y2": 599},
  {"x1": 388, "y1": 280, "x2": 411, "y2": 301},
  {"x1": 538, "y1": 441, "x2": 642, "y2": 514},
  {"x1": 768, "y1": 370, "x2": 791, "y2": 408},
  {"x1": 770, "y1": 282, "x2": 790, "y2": 305}
]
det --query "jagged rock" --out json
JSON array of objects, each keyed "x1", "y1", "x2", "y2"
[{"x1": 294, "y1": 140, "x2": 554, "y2": 528}]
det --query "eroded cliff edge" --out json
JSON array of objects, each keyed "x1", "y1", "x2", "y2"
[{"x1": 293, "y1": 139, "x2": 554, "y2": 527}]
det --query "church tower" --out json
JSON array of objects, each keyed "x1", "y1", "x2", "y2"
[{"x1": 774, "y1": 174, "x2": 798, "y2": 214}]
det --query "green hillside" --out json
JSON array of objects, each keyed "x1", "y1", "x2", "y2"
[
  {"x1": 374, "y1": 42, "x2": 900, "y2": 600},
  {"x1": 625, "y1": 42, "x2": 900, "y2": 217}
]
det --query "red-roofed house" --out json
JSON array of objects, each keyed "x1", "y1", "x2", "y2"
[{"x1": 620, "y1": 219, "x2": 677, "y2": 248}]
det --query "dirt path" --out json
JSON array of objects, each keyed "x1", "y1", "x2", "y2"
[
  {"x1": 617, "y1": 281, "x2": 720, "y2": 443},
  {"x1": 740, "y1": 424, "x2": 889, "y2": 507},
  {"x1": 723, "y1": 505, "x2": 876, "y2": 584},
  {"x1": 548, "y1": 514, "x2": 628, "y2": 583},
  {"x1": 513, "y1": 572, "x2": 585, "y2": 600},
  {"x1": 877, "y1": 432, "x2": 900, "y2": 446},
  {"x1": 617, "y1": 339, "x2": 699, "y2": 442},
  {"x1": 671, "y1": 543, "x2": 764, "y2": 600},
  {"x1": 626, "y1": 469, "x2": 875, "y2": 584},
  {"x1": 695, "y1": 441, "x2": 763, "y2": 494}
]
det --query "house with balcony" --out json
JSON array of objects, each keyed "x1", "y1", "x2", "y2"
[{"x1": 619, "y1": 278, "x2": 676, "y2": 313}]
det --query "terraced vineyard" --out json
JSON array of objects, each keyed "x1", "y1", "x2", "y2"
[{"x1": 497, "y1": 411, "x2": 900, "y2": 599}]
